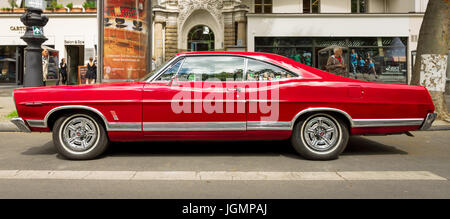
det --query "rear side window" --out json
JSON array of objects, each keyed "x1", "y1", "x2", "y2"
[
  {"x1": 177, "y1": 56, "x2": 245, "y2": 82},
  {"x1": 246, "y1": 59, "x2": 297, "y2": 81}
]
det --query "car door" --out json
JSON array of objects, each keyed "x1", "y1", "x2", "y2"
[
  {"x1": 142, "y1": 57, "x2": 187, "y2": 135},
  {"x1": 143, "y1": 55, "x2": 246, "y2": 138},
  {"x1": 245, "y1": 58, "x2": 299, "y2": 133}
]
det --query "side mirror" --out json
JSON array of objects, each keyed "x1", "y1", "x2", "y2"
[{"x1": 168, "y1": 75, "x2": 178, "y2": 86}]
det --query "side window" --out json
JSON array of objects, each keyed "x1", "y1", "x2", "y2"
[
  {"x1": 154, "y1": 59, "x2": 183, "y2": 81},
  {"x1": 177, "y1": 56, "x2": 245, "y2": 82},
  {"x1": 246, "y1": 59, "x2": 297, "y2": 81}
]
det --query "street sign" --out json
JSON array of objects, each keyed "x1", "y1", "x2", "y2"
[
  {"x1": 32, "y1": 26, "x2": 43, "y2": 35},
  {"x1": 24, "y1": 0, "x2": 45, "y2": 10}
]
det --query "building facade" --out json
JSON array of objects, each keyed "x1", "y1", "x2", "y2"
[
  {"x1": 152, "y1": 0, "x2": 249, "y2": 66},
  {"x1": 152, "y1": 0, "x2": 430, "y2": 85},
  {"x1": 0, "y1": 0, "x2": 441, "y2": 86},
  {"x1": 0, "y1": 0, "x2": 97, "y2": 85}
]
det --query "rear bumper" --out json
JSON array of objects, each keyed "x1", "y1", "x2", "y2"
[
  {"x1": 420, "y1": 113, "x2": 437, "y2": 130},
  {"x1": 10, "y1": 117, "x2": 31, "y2": 133}
]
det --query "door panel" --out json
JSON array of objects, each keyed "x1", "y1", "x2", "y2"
[
  {"x1": 143, "y1": 56, "x2": 246, "y2": 137},
  {"x1": 245, "y1": 59, "x2": 299, "y2": 131}
]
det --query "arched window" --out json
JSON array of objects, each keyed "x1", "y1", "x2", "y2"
[{"x1": 187, "y1": 25, "x2": 215, "y2": 51}]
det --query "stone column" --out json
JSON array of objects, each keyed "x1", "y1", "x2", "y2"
[
  {"x1": 234, "y1": 6, "x2": 248, "y2": 48},
  {"x1": 223, "y1": 12, "x2": 235, "y2": 49},
  {"x1": 165, "y1": 13, "x2": 178, "y2": 61},
  {"x1": 236, "y1": 21, "x2": 246, "y2": 47},
  {"x1": 153, "y1": 11, "x2": 166, "y2": 67}
]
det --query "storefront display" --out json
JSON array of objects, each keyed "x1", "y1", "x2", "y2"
[
  {"x1": 255, "y1": 37, "x2": 408, "y2": 84},
  {"x1": 0, "y1": 46, "x2": 17, "y2": 83},
  {"x1": 103, "y1": 0, "x2": 149, "y2": 80}
]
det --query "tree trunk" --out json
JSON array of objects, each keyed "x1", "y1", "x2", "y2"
[{"x1": 411, "y1": 0, "x2": 449, "y2": 120}]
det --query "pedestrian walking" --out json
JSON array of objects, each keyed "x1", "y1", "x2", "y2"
[
  {"x1": 326, "y1": 47, "x2": 348, "y2": 77},
  {"x1": 86, "y1": 57, "x2": 96, "y2": 84},
  {"x1": 59, "y1": 58, "x2": 68, "y2": 85}
]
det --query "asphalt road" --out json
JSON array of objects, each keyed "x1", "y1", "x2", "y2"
[{"x1": 0, "y1": 131, "x2": 449, "y2": 198}]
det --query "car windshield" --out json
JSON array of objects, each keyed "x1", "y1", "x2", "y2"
[{"x1": 140, "y1": 58, "x2": 174, "y2": 82}]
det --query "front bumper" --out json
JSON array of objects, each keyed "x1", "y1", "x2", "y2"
[
  {"x1": 10, "y1": 117, "x2": 31, "y2": 133},
  {"x1": 420, "y1": 113, "x2": 437, "y2": 130}
]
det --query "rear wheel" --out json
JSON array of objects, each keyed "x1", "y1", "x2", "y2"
[
  {"x1": 52, "y1": 113, "x2": 109, "y2": 160},
  {"x1": 291, "y1": 113, "x2": 349, "y2": 160}
]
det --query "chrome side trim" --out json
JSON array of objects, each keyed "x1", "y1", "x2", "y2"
[
  {"x1": 353, "y1": 118, "x2": 424, "y2": 128},
  {"x1": 108, "y1": 122, "x2": 142, "y2": 132},
  {"x1": 44, "y1": 105, "x2": 111, "y2": 131},
  {"x1": 247, "y1": 121, "x2": 291, "y2": 130},
  {"x1": 10, "y1": 117, "x2": 31, "y2": 133},
  {"x1": 291, "y1": 108, "x2": 354, "y2": 128},
  {"x1": 420, "y1": 113, "x2": 437, "y2": 130},
  {"x1": 143, "y1": 122, "x2": 246, "y2": 131},
  {"x1": 26, "y1": 120, "x2": 46, "y2": 128}
]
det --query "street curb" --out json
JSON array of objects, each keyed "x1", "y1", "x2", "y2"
[
  {"x1": 426, "y1": 126, "x2": 450, "y2": 131},
  {"x1": 0, "y1": 122, "x2": 19, "y2": 132}
]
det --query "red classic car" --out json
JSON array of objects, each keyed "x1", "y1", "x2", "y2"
[{"x1": 11, "y1": 51, "x2": 436, "y2": 160}]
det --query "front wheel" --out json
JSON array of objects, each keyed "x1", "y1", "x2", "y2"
[
  {"x1": 291, "y1": 113, "x2": 349, "y2": 160},
  {"x1": 53, "y1": 113, "x2": 109, "y2": 160}
]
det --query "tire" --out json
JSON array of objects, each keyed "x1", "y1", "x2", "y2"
[
  {"x1": 52, "y1": 113, "x2": 109, "y2": 160},
  {"x1": 291, "y1": 113, "x2": 349, "y2": 160}
]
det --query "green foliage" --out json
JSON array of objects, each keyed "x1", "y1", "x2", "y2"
[
  {"x1": 66, "y1": 3, "x2": 73, "y2": 9},
  {"x1": 45, "y1": 0, "x2": 57, "y2": 10},
  {"x1": 50, "y1": 0, "x2": 58, "y2": 8},
  {"x1": 8, "y1": 0, "x2": 18, "y2": 9},
  {"x1": 83, "y1": 1, "x2": 96, "y2": 9},
  {"x1": 55, "y1": 4, "x2": 64, "y2": 9},
  {"x1": 6, "y1": 111, "x2": 18, "y2": 119}
]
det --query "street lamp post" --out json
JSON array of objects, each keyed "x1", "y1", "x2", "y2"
[{"x1": 20, "y1": 7, "x2": 48, "y2": 87}]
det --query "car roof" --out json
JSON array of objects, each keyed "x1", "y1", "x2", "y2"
[{"x1": 177, "y1": 51, "x2": 280, "y2": 59}]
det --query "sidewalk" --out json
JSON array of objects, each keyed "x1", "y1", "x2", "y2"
[{"x1": 0, "y1": 87, "x2": 449, "y2": 132}]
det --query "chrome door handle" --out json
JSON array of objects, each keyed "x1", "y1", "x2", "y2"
[{"x1": 226, "y1": 88, "x2": 242, "y2": 92}]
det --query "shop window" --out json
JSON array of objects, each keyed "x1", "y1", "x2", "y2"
[
  {"x1": 177, "y1": 56, "x2": 245, "y2": 82},
  {"x1": 303, "y1": 0, "x2": 320, "y2": 14},
  {"x1": 254, "y1": 37, "x2": 408, "y2": 84},
  {"x1": 255, "y1": 0, "x2": 272, "y2": 14},
  {"x1": 0, "y1": 46, "x2": 17, "y2": 83},
  {"x1": 351, "y1": 0, "x2": 367, "y2": 13}
]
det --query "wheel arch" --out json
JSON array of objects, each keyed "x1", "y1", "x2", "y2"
[
  {"x1": 291, "y1": 108, "x2": 353, "y2": 130},
  {"x1": 45, "y1": 106, "x2": 109, "y2": 131}
]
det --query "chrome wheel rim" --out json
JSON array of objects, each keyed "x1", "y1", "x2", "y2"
[
  {"x1": 303, "y1": 116, "x2": 339, "y2": 152},
  {"x1": 62, "y1": 116, "x2": 98, "y2": 152}
]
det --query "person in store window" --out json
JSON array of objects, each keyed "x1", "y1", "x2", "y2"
[
  {"x1": 42, "y1": 49, "x2": 49, "y2": 86},
  {"x1": 305, "y1": 54, "x2": 312, "y2": 67},
  {"x1": 326, "y1": 47, "x2": 348, "y2": 77},
  {"x1": 367, "y1": 59, "x2": 378, "y2": 79},
  {"x1": 350, "y1": 49, "x2": 358, "y2": 79},
  {"x1": 85, "y1": 57, "x2": 97, "y2": 84},
  {"x1": 358, "y1": 56, "x2": 366, "y2": 74}
]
